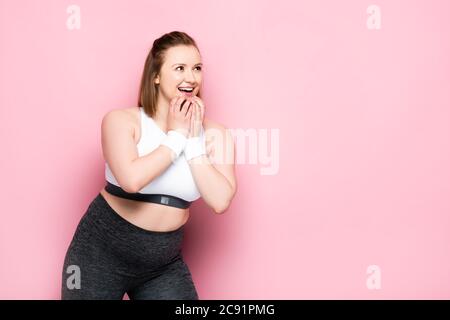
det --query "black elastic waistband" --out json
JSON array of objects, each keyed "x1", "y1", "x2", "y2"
[{"x1": 104, "y1": 181, "x2": 191, "y2": 209}]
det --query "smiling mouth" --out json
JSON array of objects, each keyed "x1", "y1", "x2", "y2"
[{"x1": 178, "y1": 87, "x2": 195, "y2": 93}]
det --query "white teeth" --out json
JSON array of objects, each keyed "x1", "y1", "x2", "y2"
[{"x1": 178, "y1": 87, "x2": 194, "y2": 92}]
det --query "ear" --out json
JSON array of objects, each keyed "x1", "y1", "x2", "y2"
[{"x1": 154, "y1": 76, "x2": 160, "y2": 85}]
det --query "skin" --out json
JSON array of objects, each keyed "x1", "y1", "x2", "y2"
[{"x1": 100, "y1": 45, "x2": 237, "y2": 232}]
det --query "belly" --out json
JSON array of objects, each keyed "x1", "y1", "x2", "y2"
[{"x1": 99, "y1": 187, "x2": 190, "y2": 232}]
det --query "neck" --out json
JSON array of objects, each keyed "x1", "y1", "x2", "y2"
[{"x1": 153, "y1": 96, "x2": 170, "y2": 131}]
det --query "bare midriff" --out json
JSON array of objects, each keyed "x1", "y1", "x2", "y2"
[{"x1": 99, "y1": 187, "x2": 190, "y2": 232}]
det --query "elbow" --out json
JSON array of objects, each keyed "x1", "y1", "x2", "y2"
[
  {"x1": 121, "y1": 171, "x2": 156, "y2": 194},
  {"x1": 212, "y1": 197, "x2": 233, "y2": 215},
  {"x1": 119, "y1": 177, "x2": 139, "y2": 194},
  {"x1": 213, "y1": 186, "x2": 237, "y2": 214},
  {"x1": 213, "y1": 203, "x2": 228, "y2": 214},
  {"x1": 121, "y1": 183, "x2": 138, "y2": 194}
]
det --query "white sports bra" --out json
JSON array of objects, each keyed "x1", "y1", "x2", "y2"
[{"x1": 105, "y1": 107, "x2": 203, "y2": 202}]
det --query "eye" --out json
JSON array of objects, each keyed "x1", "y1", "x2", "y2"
[{"x1": 175, "y1": 66, "x2": 202, "y2": 71}]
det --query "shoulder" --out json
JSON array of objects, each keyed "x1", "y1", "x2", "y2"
[
  {"x1": 103, "y1": 106, "x2": 139, "y2": 124},
  {"x1": 102, "y1": 106, "x2": 137, "y2": 121},
  {"x1": 101, "y1": 107, "x2": 139, "y2": 135}
]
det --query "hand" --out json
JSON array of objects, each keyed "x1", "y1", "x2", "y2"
[
  {"x1": 167, "y1": 95, "x2": 194, "y2": 137},
  {"x1": 187, "y1": 96, "x2": 205, "y2": 138}
]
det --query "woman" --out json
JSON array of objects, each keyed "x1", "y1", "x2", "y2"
[{"x1": 61, "y1": 31, "x2": 237, "y2": 300}]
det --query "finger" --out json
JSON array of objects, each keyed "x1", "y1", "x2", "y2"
[
  {"x1": 170, "y1": 95, "x2": 179, "y2": 105},
  {"x1": 199, "y1": 106, "x2": 203, "y2": 128},
  {"x1": 200, "y1": 103, "x2": 204, "y2": 120},
  {"x1": 195, "y1": 104, "x2": 200, "y2": 122},
  {"x1": 182, "y1": 98, "x2": 191, "y2": 112},
  {"x1": 192, "y1": 97, "x2": 204, "y2": 119},
  {"x1": 193, "y1": 105, "x2": 199, "y2": 134},
  {"x1": 185, "y1": 100, "x2": 194, "y2": 116},
  {"x1": 173, "y1": 96, "x2": 181, "y2": 112},
  {"x1": 190, "y1": 98, "x2": 199, "y2": 112},
  {"x1": 190, "y1": 107, "x2": 195, "y2": 132},
  {"x1": 171, "y1": 96, "x2": 182, "y2": 110},
  {"x1": 189, "y1": 108, "x2": 194, "y2": 138},
  {"x1": 183, "y1": 99, "x2": 189, "y2": 115},
  {"x1": 186, "y1": 101, "x2": 194, "y2": 117},
  {"x1": 192, "y1": 96, "x2": 204, "y2": 109},
  {"x1": 175, "y1": 96, "x2": 185, "y2": 107},
  {"x1": 179, "y1": 98, "x2": 186, "y2": 112}
]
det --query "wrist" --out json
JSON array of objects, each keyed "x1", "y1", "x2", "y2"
[
  {"x1": 161, "y1": 130, "x2": 188, "y2": 159},
  {"x1": 183, "y1": 135, "x2": 206, "y2": 161},
  {"x1": 173, "y1": 128, "x2": 189, "y2": 138}
]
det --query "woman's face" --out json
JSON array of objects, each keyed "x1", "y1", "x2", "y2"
[{"x1": 155, "y1": 45, "x2": 203, "y2": 101}]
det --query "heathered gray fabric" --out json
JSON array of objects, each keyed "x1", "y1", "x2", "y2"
[{"x1": 61, "y1": 193, "x2": 198, "y2": 300}]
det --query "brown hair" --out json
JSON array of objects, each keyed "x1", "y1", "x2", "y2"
[{"x1": 137, "y1": 31, "x2": 202, "y2": 117}]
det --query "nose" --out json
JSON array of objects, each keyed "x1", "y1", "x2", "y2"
[{"x1": 184, "y1": 69, "x2": 197, "y2": 84}]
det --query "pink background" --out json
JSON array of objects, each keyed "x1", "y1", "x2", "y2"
[{"x1": 1, "y1": 0, "x2": 450, "y2": 299}]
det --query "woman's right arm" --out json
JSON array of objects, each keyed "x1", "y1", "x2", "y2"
[{"x1": 101, "y1": 110, "x2": 175, "y2": 193}]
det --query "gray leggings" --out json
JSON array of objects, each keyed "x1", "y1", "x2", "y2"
[{"x1": 61, "y1": 193, "x2": 198, "y2": 300}]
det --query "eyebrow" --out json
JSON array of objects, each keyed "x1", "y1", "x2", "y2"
[{"x1": 172, "y1": 63, "x2": 203, "y2": 67}]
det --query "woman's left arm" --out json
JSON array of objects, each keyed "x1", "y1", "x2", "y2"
[{"x1": 186, "y1": 97, "x2": 237, "y2": 214}]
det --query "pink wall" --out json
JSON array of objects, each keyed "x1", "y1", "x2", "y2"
[{"x1": 1, "y1": 0, "x2": 449, "y2": 299}]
